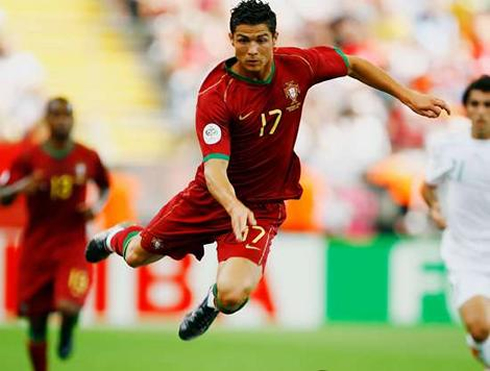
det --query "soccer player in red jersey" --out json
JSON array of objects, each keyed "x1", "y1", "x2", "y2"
[
  {"x1": 0, "y1": 97, "x2": 110, "y2": 370},
  {"x1": 86, "y1": 0, "x2": 450, "y2": 340}
]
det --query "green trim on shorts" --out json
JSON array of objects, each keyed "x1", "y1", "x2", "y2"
[
  {"x1": 334, "y1": 47, "x2": 350, "y2": 69},
  {"x1": 122, "y1": 231, "x2": 140, "y2": 260},
  {"x1": 203, "y1": 153, "x2": 230, "y2": 162}
]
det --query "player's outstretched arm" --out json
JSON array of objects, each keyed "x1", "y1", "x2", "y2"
[
  {"x1": 420, "y1": 181, "x2": 447, "y2": 229},
  {"x1": 76, "y1": 186, "x2": 110, "y2": 221},
  {"x1": 0, "y1": 179, "x2": 27, "y2": 205},
  {"x1": 0, "y1": 172, "x2": 42, "y2": 205},
  {"x1": 346, "y1": 55, "x2": 451, "y2": 119},
  {"x1": 204, "y1": 159, "x2": 256, "y2": 242}
]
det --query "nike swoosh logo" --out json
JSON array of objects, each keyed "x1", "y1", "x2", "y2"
[
  {"x1": 245, "y1": 244, "x2": 261, "y2": 251},
  {"x1": 239, "y1": 111, "x2": 254, "y2": 121}
]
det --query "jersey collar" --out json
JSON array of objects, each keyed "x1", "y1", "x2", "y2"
[
  {"x1": 42, "y1": 140, "x2": 75, "y2": 159},
  {"x1": 225, "y1": 57, "x2": 275, "y2": 85}
]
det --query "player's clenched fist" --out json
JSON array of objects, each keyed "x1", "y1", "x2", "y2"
[{"x1": 405, "y1": 90, "x2": 451, "y2": 119}]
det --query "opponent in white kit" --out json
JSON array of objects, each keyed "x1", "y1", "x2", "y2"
[{"x1": 421, "y1": 75, "x2": 490, "y2": 368}]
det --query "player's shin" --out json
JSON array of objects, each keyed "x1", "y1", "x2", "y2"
[
  {"x1": 58, "y1": 313, "x2": 78, "y2": 360},
  {"x1": 28, "y1": 341, "x2": 47, "y2": 371}
]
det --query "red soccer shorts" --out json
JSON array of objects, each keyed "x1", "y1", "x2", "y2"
[
  {"x1": 140, "y1": 181, "x2": 286, "y2": 268},
  {"x1": 17, "y1": 242, "x2": 92, "y2": 316}
]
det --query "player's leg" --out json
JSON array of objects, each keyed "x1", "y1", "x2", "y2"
[
  {"x1": 53, "y1": 256, "x2": 92, "y2": 360},
  {"x1": 86, "y1": 223, "x2": 164, "y2": 267},
  {"x1": 18, "y1": 263, "x2": 54, "y2": 371},
  {"x1": 449, "y1": 267, "x2": 490, "y2": 368},
  {"x1": 56, "y1": 299, "x2": 82, "y2": 360},
  {"x1": 179, "y1": 202, "x2": 286, "y2": 340},
  {"x1": 215, "y1": 257, "x2": 261, "y2": 313},
  {"x1": 87, "y1": 185, "x2": 222, "y2": 268},
  {"x1": 26, "y1": 314, "x2": 49, "y2": 371},
  {"x1": 88, "y1": 185, "x2": 219, "y2": 267},
  {"x1": 179, "y1": 257, "x2": 262, "y2": 341},
  {"x1": 460, "y1": 296, "x2": 490, "y2": 367},
  {"x1": 85, "y1": 189, "x2": 199, "y2": 268}
]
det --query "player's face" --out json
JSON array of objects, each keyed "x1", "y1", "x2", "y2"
[
  {"x1": 230, "y1": 23, "x2": 277, "y2": 79},
  {"x1": 46, "y1": 102, "x2": 74, "y2": 141},
  {"x1": 466, "y1": 90, "x2": 490, "y2": 139}
]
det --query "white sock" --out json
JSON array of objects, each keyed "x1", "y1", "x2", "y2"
[
  {"x1": 206, "y1": 285, "x2": 217, "y2": 309},
  {"x1": 482, "y1": 339, "x2": 490, "y2": 367},
  {"x1": 467, "y1": 334, "x2": 490, "y2": 367},
  {"x1": 104, "y1": 225, "x2": 124, "y2": 253}
]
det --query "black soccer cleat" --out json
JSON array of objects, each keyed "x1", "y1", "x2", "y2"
[
  {"x1": 178, "y1": 292, "x2": 219, "y2": 341},
  {"x1": 57, "y1": 335, "x2": 73, "y2": 360},
  {"x1": 85, "y1": 224, "x2": 125, "y2": 263}
]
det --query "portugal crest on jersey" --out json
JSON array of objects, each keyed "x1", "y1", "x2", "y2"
[
  {"x1": 283, "y1": 81, "x2": 301, "y2": 112},
  {"x1": 151, "y1": 237, "x2": 164, "y2": 250}
]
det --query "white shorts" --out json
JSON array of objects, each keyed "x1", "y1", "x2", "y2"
[
  {"x1": 447, "y1": 269, "x2": 490, "y2": 309},
  {"x1": 441, "y1": 231, "x2": 490, "y2": 308}
]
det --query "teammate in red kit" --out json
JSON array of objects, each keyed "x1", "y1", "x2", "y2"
[
  {"x1": 86, "y1": 0, "x2": 450, "y2": 340},
  {"x1": 0, "y1": 97, "x2": 110, "y2": 370}
]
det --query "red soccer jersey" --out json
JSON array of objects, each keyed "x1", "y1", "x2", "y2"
[
  {"x1": 5, "y1": 141, "x2": 110, "y2": 255},
  {"x1": 194, "y1": 46, "x2": 349, "y2": 202}
]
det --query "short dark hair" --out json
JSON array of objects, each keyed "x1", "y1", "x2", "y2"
[
  {"x1": 230, "y1": 0, "x2": 277, "y2": 34},
  {"x1": 46, "y1": 97, "x2": 72, "y2": 114},
  {"x1": 462, "y1": 75, "x2": 490, "y2": 105}
]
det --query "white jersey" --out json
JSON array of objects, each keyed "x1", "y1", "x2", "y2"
[{"x1": 425, "y1": 129, "x2": 490, "y2": 272}]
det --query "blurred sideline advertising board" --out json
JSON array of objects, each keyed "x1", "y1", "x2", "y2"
[
  {"x1": 0, "y1": 231, "x2": 457, "y2": 327},
  {"x1": 326, "y1": 235, "x2": 456, "y2": 324}
]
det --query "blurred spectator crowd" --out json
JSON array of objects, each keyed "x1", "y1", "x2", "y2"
[
  {"x1": 0, "y1": 10, "x2": 46, "y2": 143},
  {"x1": 1, "y1": 0, "x2": 489, "y2": 239}
]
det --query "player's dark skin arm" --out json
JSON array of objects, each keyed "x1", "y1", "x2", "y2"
[
  {"x1": 76, "y1": 186, "x2": 110, "y2": 221},
  {"x1": 95, "y1": 187, "x2": 110, "y2": 212},
  {"x1": 0, "y1": 173, "x2": 42, "y2": 205},
  {"x1": 204, "y1": 158, "x2": 256, "y2": 241},
  {"x1": 346, "y1": 55, "x2": 451, "y2": 118},
  {"x1": 0, "y1": 180, "x2": 25, "y2": 205},
  {"x1": 420, "y1": 181, "x2": 447, "y2": 229}
]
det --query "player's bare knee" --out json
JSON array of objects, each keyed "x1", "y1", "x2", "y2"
[
  {"x1": 466, "y1": 318, "x2": 490, "y2": 342},
  {"x1": 218, "y1": 291, "x2": 246, "y2": 309},
  {"x1": 217, "y1": 281, "x2": 253, "y2": 309},
  {"x1": 469, "y1": 326, "x2": 489, "y2": 343}
]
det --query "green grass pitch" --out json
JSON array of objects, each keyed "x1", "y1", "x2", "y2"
[{"x1": 0, "y1": 323, "x2": 479, "y2": 370}]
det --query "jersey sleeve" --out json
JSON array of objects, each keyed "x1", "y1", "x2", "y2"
[
  {"x1": 91, "y1": 151, "x2": 110, "y2": 189},
  {"x1": 425, "y1": 140, "x2": 453, "y2": 185},
  {"x1": 301, "y1": 46, "x2": 349, "y2": 85},
  {"x1": 195, "y1": 90, "x2": 232, "y2": 162}
]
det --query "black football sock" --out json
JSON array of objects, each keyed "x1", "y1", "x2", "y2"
[
  {"x1": 58, "y1": 313, "x2": 78, "y2": 359},
  {"x1": 27, "y1": 315, "x2": 49, "y2": 371}
]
